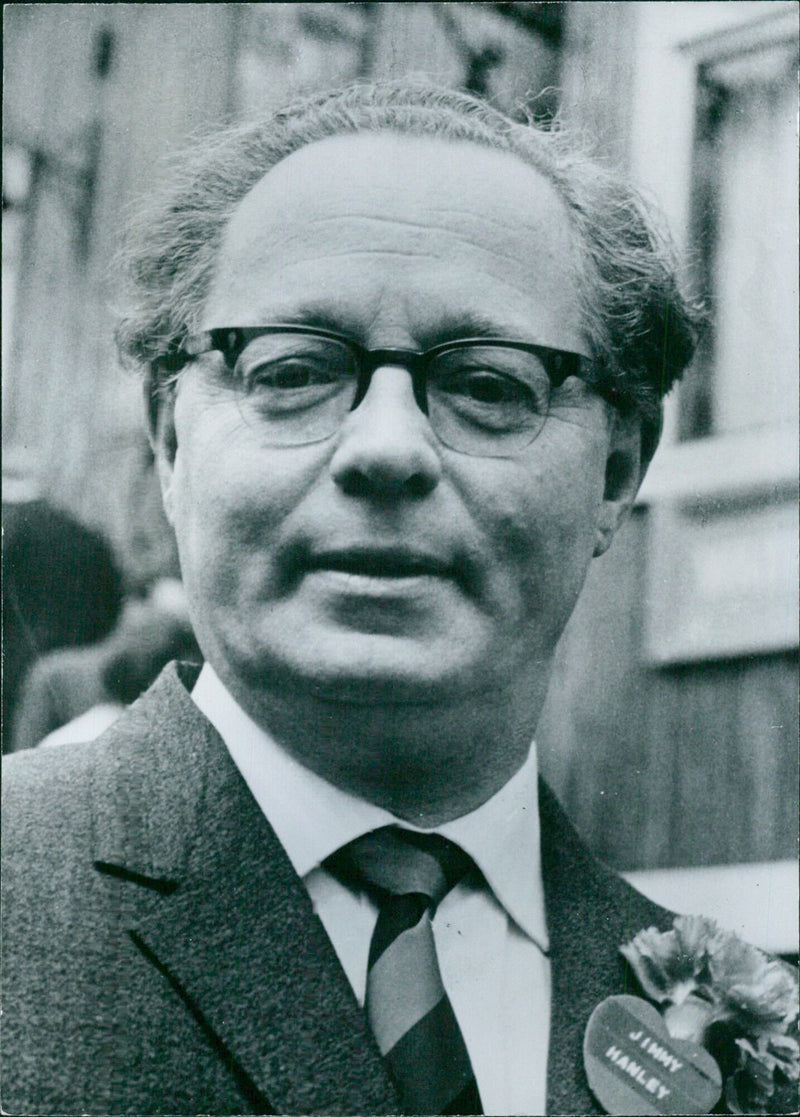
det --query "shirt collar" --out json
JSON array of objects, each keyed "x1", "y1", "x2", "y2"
[{"x1": 192, "y1": 663, "x2": 548, "y2": 951}]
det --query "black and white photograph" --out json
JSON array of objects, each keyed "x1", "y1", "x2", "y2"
[{"x1": 2, "y1": 3, "x2": 798, "y2": 1115}]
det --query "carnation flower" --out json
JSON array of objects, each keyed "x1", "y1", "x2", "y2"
[
  {"x1": 621, "y1": 916, "x2": 799, "y2": 1114},
  {"x1": 620, "y1": 915, "x2": 719, "y2": 1010},
  {"x1": 708, "y1": 929, "x2": 799, "y2": 1036}
]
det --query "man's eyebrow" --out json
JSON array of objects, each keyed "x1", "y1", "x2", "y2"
[
  {"x1": 234, "y1": 302, "x2": 353, "y2": 333},
  {"x1": 426, "y1": 310, "x2": 529, "y2": 344}
]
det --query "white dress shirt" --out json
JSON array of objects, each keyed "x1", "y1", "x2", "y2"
[{"x1": 193, "y1": 664, "x2": 551, "y2": 1115}]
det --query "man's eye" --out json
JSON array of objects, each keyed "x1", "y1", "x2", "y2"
[
  {"x1": 448, "y1": 371, "x2": 527, "y2": 404},
  {"x1": 238, "y1": 357, "x2": 339, "y2": 391},
  {"x1": 438, "y1": 370, "x2": 540, "y2": 410}
]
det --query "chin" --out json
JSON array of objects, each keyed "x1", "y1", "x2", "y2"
[{"x1": 239, "y1": 629, "x2": 499, "y2": 708}]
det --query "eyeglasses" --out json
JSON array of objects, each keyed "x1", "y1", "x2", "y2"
[{"x1": 175, "y1": 325, "x2": 598, "y2": 457}]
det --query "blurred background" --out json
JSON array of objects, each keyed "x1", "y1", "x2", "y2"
[{"x1": 3, "y1": 3, "x2": 797, "y2": 949}]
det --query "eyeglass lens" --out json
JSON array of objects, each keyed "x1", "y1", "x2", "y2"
[{"x1": 228, "y1": 332, "x2": 552, "y2": 455}]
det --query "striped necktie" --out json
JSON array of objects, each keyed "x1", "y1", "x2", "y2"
[{"x1": 327, "y1": 826, "x2": 483, "y2": 1115}]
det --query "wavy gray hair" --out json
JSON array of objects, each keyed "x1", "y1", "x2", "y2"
[{"x1": 115, "y1": 81, "x2": 700, "y2": 459}]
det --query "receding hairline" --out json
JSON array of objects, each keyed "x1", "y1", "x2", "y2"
[
  {"x1": 215, "y1": 129, "x2": 581, "y2": 262},
  {"x1": 232, "y1": 127, "x2": 559, "y2": 182}
]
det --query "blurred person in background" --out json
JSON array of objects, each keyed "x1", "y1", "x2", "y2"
[
  {"x1": 2, "y1": 82, "x2": 796, "y2": 1117},
  {"x1": 2, "y1": 456, "x2": 124, "y2": 751},
  {"x1": 9, "y1": 577, "x2": 199, "y2": 752}
]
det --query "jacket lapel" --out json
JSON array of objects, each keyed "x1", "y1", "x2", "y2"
[
  {"x1": 92, "y1": 663, "x2": 398, "y2": 1116},
  {"x1": 540, "y1": 780, "x2": 674, "y2": 1115}
]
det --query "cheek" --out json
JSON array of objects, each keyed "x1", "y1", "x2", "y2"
[
  {"x1": 476, "y1": 450, "x2": 606, "y2": 616},
  {"x1": 169, "y1": 397, "x2": 264, "y2": 571},
  {"x1": 169, "y1": 392, "x2": 327, "y2": 577}
]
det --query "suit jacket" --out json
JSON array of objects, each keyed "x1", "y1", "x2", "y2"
[{"x1": 2, "y1": 662, "x2": 673, "y2": 1116}]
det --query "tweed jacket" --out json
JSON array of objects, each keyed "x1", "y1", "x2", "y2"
[{"x1": 1, "y1": 662, "x2": 672, "y2": 1116}]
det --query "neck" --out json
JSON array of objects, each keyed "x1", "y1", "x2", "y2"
[{"x1": 221, "y1": 668, "x2": 550, "y2": 826}]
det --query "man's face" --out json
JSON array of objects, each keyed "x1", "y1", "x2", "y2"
[{"x1": 157, "y1": 134, "x2": 639, "y2": 713}]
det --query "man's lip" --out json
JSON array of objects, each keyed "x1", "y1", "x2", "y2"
[{"x1": 305, "y1": 548, "x2": 456, "y2": 579}]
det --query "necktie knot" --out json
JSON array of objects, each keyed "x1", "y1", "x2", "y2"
[{"x1": 327, "y1": 826, "x2": 473, "y2": 911}]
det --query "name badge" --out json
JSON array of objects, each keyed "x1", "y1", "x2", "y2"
[{"x1": 583, "y1": 995, "x2": 722, "y2": 1115}]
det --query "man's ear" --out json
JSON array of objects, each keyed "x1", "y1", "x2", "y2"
[
  {"x1": 593, "y1": 409, "x2": 648, "y2": 558},
  {"x1": 145, "y1": 376, "x2": 178, "y2": 527}
]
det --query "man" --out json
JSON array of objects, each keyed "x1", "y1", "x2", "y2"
[{"x1": 3, "y1": 83, "x2": 700, "y2": 1115}]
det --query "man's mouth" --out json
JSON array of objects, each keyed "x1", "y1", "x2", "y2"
[{"x1": 306, "y1": 548, "x2": 456, "y2": 581}]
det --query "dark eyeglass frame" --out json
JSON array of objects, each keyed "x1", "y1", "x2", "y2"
[
  {"x1": 148, "y1": 325, "x2": 608, "y2": 449},
  {"x1": 177, "y1": 323, "x2": 597, "y2": 407}
]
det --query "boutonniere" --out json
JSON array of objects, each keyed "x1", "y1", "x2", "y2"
[{"x1": 582, "y1": 915, "x2": 799, "y2": 1116}]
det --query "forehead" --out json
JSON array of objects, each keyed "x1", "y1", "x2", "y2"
[{"x1": 205, "y1": 133, "x2": 586, "y2": 350}]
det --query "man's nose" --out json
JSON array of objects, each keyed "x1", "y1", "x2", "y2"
[{"x1": 329, "y1": 365, "x2": 442, "y2": 498}]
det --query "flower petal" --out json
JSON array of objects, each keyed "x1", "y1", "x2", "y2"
[{"x1": 621, "y1": 918, "x2": 718, "y2": 1006}]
